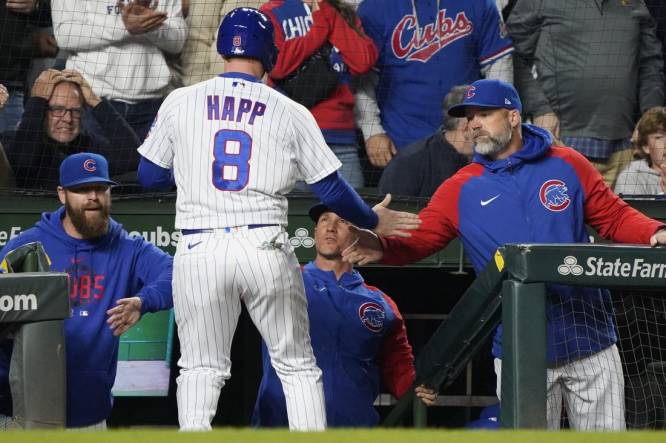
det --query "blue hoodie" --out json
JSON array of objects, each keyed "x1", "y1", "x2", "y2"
[
  {"x1": 0, "y1": 207, "x2": 173, "y2": 427},
  {"x1": 381, "y1": 124, "x2": 663, "y2": 365}
]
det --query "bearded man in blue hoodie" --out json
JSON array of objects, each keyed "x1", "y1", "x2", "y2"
[{"x1": 0, "y1": 152, "x2": 173, "y2": 429}]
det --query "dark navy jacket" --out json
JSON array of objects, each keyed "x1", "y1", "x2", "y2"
[
  {"x1": 0, "y1": 207, "x2": 173, "y2": 427},
  {"x1": 381, "y1": 124, "x2": 663, "y2": 365},
  {"x1": 252, "y1": 262, "x2": 415, "y2": 427}
]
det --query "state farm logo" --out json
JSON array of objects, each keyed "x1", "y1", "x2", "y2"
[
  {"x1": 391, "y1": 9, "x2": 473, "y2": 62},
  {"x1": 289, "y1": 228, "x2": 314, "y2": 248},
  {"x1": 557, "y1": 255, "x2": 666, "y2": 279},
  {"x1": 0, "y1": 293, "x2": 38, "y2": 312},
  {"x1": 557, "y1": 256, "x2": 583, "y2": 276}
]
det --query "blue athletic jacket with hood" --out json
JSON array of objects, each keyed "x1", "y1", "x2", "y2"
[
  {"x1": 380, "y1": 124, "x2": 663, "y2": 365},
  {"x1": 0, "y1": 207, "x2": 173, "y2": 427}
]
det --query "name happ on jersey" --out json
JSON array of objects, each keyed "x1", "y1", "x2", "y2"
[{"x1": 207, "y1": 95, "x2": 267, "y2": 125}]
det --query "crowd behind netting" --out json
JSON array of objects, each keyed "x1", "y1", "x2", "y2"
[{"x1": 0, "y1": 0, "x2": 665, "y2": 196}]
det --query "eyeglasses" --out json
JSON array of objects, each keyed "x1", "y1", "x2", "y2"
[{"x1": 48, "y1": 106, "x2": 84, "y2": 118}]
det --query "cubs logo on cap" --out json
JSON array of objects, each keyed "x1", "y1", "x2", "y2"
[
  {"x1": 59, "y1": 152, "x2": 118, "y2": 189},
  {"x1": 448, "y1": 79, "x2": 522, "y2": 117},
  {"x1": 233, "y1": 35, "x2": 241, "y2": 47}
]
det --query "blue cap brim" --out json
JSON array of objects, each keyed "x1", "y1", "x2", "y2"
[
  {"x1": 448, "y1": 102, "x2": 506, "y2": 118},
  {"x1": 62, "y1": 177, "x2": 119, "y2": 189}
]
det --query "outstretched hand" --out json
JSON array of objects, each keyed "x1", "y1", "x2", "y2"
[
  {"x1": 372, "y1": 194, "x2": 421, "y2": 238},
  {"x1": 107, "y1": 297, "x2": 142, "y2": 336}
]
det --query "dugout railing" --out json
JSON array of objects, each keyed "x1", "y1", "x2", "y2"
[{"x1": 383, "y1": 243, "x2": 666, "y2": 430}]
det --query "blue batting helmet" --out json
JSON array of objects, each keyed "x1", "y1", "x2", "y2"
[{"x1": 217, "y1": 7, "x2": 279, "y2": 73}]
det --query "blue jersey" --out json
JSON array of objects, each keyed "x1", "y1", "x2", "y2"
[
  {"x1": 252, "y1": 262, "x2": 415, "y2": 427},
  {"x1": 0, "y1": 207, "x2": 173, "y2": 427},
  {"x1": 357, "y1": 0, "x2": 513, "y2": 148}
]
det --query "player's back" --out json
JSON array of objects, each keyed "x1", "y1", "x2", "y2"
[{"x1": 141, "y1": 73, "x2": 340, "y2": 229}]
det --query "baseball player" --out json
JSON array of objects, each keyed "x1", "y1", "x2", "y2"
[
  {"x1": 343, "y1": 79, "x2": 666, "y2": 430},
  {"x1": 252, "y1": 203, "x2": 437, "y2": 427},
  {"x1": 0, "y1": 152, "x2": 173, "y2": 429},
  {"x1": 136, "y1": 7, "x2": 421, "y2": 431}
]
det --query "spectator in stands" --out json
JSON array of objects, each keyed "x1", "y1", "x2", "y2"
[
  {"x1": 181, "y1": 0, "x2": 264, "y2": 86},
  {"x1": 252, "y1": 203, "x2": 437, "y2": 427},
  {"x1": 645, "y1": 0, "x2": 666, "y2": 77},
  {"x1": 0, "y1": 0, "x2": 54, "y2": 132},
  {"x1": 342, "y1": 79, "x2": 666, "y2": 430},
  {"x1": 378, "y1": 85, "x2": 472, "y2": 198},
  {"x1": 355, "y1": 0, "x2": 513, "y2": 168},
  {"x1": 507, "y1": 0, "x2": 665, "y2": 189},
  {"x1": 51, "y1": 0, "x2": 187, "y2": 141},
  {"x1": 615, "y1": 107, "x2": 666, "y2": 196},
  {"x1": 0, "y1": 152, "x2": 173, "y2": 429},
  {"x1": 6, "y1": 69, "x2": 141, "y2": 190},
  {"x1": 261, "y1": 0, "x2": 378, "y2": 187}
]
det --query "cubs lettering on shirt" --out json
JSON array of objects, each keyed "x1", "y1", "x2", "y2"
[
  {"x1": 358, "y1": 0, "x2": 513, "y2": 148},
  {"x1": 138, "y1": 73, "x2": 341, "y2": 230}
]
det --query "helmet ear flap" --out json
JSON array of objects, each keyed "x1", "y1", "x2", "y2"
[{"x1": 217, "y1": 7, "x2": 278, "y2": 73}]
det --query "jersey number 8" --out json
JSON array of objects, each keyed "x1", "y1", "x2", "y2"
[{"x1": 212, "y1": 129, "x2": 252, "y2": 191}]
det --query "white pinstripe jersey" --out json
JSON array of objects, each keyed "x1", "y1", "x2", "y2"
[{"x1": 138, "y1": 74, "x2": 342, "y2": 229}]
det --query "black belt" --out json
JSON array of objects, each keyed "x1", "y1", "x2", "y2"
[{"x1": 181, "y1": 224, "x2": 279, "y2": 235}]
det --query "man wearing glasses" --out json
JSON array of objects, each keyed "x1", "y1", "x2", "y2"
[{"x1": 5, "y1": 69, "x2": 141, "y2": 190}]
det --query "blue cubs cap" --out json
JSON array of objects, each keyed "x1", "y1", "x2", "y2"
[
  {"x1": 59, "y1": 152, "x2": 118, "y2": 188},
  {"x1": 447, "y1": 79, "x2": 522, "y2": 117}
]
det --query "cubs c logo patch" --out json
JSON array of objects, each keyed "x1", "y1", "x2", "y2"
[
  {"x1": 83, "y1": 159, "x2": 97, "y2": 172},
  {"x1": 358, "y1": 302, "x2": 385, "y2": 333},
  {"x1": 466, "y1": 85, "x2": 476, "y2": 99},
  {"x1": 539, "y1": 179, "x2": 570, "y2": 212}
]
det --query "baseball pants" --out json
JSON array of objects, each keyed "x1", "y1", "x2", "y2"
[
  {"x1": 495, "y1": 344, "x2": 625, "y2": 430},
  {"x1": 173, "y1": 225, "x2": 326, "y2": 431}
]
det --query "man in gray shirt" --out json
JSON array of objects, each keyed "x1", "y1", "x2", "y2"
[{"x1": 507, "y1": 0, "x2": 665, "y2": 189}]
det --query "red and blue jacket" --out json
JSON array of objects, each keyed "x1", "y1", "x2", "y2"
[
  {"x1": 358, "y1": 0, "x2": 513, "y2": 148},
  {"x1": 261, "y1": 0, "x2": 378, "y2": 145},
  {"x1": 381, "y1": 124, "x2": 663, "y2": 364},
  {"x1": 0, "y1": 207, "x2": 173, "y2": 427},
  {"x1": 252, "y1": 261, "x2": 415, "y2": 427}
]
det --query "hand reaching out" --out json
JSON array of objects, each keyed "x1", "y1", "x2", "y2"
[
  {"x1": 372, "y1": 194, "x2": 421, "y2": 237},
  {"x1": 106, "y1": 297, "x2": 143, "y2": 336}
]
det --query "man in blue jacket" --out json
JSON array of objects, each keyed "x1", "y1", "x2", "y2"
[
  {"x1": 252, "y1": 203, "x2": 437, "y2": 427},
  {"x1": 343, "y1": 79, "x2": 666, "y2": 430},
  {"x1": 0, "y1": 152, "x2": 173, "y2": 429}
]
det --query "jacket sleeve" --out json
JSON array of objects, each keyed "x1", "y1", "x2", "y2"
[
  {"x1": 562, "y1": 148, "x2": 665, "y2": 243},
  {"x1": 262, "y1": 2, "x2": 332, "y2": 79},
  {"x1": 637, "y1": 3, "x2": 665, "y2": 112},
  {"x1": 326, "y1": 7, "x2": 378, "y2": 75},
  {"x1": 377, "y1": 291, "x2": 415, "y2": 399},
  {"x1": 91, "y1": 99, "x2": 141, "y2": 176},
  {"x1": 52, "y1": 0, "x2": 131, "y2": 52},
  {"x1": 131, "y1": 239, "x2": 174, "y2": 314},
  {"x1": 380, "y1": 175, "x2": 462, "y2": 265},
  {"x1": 8, "y1": 97, "x2": 50, "y2": 180},
  {"x1": 143, "y1": 0, "x2": 188, "y2": 55},
  {"x1": 506, "y1": 0, "x2": 553, "y2": 118}
]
